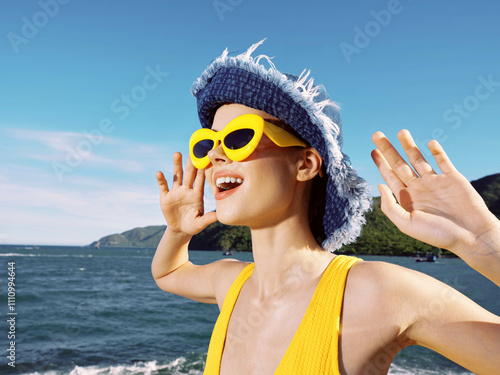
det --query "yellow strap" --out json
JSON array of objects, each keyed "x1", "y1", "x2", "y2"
[
  {"x1": 275, "y1": 255, "x2": 360, "y2": 374},
  {"x1": 204, "y1": 263, "x2": 255, "y2": 374},
  {"x1": 204, "y1": 256, "x2": 360, "y2": 374}
]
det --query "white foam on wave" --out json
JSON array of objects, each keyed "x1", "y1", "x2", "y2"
[
  {"x1": 0, "y1": 253, "x2": 94, "y2": 258},
  {"x1": 0, "y1": 252, "x2": 38, "y2": 257},
  {"x1": 388, "y1": 363, "x2": 472, "y2": 375},
  {"x1": 20, "y1": 358, "x2": 470, "y2": 375},
  {"x1": 21, "y1": 358, "x2": 204, "y2": 375}
]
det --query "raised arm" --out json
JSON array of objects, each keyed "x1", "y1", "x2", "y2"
[
  {"x1": 371, "y1": 130, "x2": 500, "y2": 286},
  {"x1": 152, "y1": 152, "x2": 247, "y2": 305}
]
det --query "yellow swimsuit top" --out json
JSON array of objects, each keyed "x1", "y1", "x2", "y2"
[{"x1": 204, "y1": 255, "x2": 361, "y2": 374}]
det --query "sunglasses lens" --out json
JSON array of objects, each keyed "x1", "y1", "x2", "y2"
[
  {"x1": 193, "y1": 139, "x2": 214, "y2": 158},
  {"x1": 224, "y1": 129, "x2": 255, "y2": 150}
]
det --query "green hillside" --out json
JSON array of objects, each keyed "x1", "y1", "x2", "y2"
[
  {"x1": 339, "y1": 173, "x2": 500, "y2": 255},
  {"x1": 338, "y1": 196, "x2": 443, "y2": 256},
  {"x1": 90, "y1": 173, "x2": 500, "y2": 255},
  {"x1": 189, "y1": 222, "x2": 252, "y2": 251},
  {"x1": 470, "y1": 173, "x2": 500, "y2": 219},
  {"x1": 90, "y1": 225, "x2": 166, "y2": 248}
]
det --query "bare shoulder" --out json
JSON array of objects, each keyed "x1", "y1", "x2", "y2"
[
  {"x1": 349, "y1": 260, "x2": 471, "y2": 305},
  {"x1": 341, "y1": 260, "x2": 500, "y2": 374},
  {"x1": 154, "y1": 258, "x2": 250, "y2": 306},
  {"x1": 211, "y1": 259, "x2": 252, "y2": 308},
  {"x1": 345, "y1": 259, "x2": 499, "y2": 331},
  {"x1": 345, "y1": 260, "x2": 410, "y2": 295},
  {"x1": 347, "y1": 259, "x2": 439, "y2": 295},
  {"x1": 339, "y1": 261, "x2": 421, "y2": 373},
  {"x1": 342, "y1": 260, "x2": 447, "y2": 334},
  {"x1": 339, "y1": 260, "x2": 443, "y2": 371}
]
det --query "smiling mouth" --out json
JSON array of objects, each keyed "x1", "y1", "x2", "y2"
[{"x1": 216, "y1": 176, "x2": 244, "y2": 191}]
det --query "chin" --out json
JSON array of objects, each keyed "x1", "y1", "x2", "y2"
[
  {"x1": 215, "y1": 208, "x2": 247, "y2": 227},
  {"x1": 215, "y1": 199, "x2": 259, "y2": 226}
]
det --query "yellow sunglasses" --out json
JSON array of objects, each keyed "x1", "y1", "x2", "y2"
[{"x1": 189, "y1": 113, "x2": 307, "y2": 169}]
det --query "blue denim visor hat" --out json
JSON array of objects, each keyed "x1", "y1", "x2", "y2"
[{"x1": 191, "y1": 40, "x2": 371, "y2": 252}]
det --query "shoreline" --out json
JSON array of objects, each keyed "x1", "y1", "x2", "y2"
[{"x1": 0, "y1": 244, "x2": 457, "y2": 257}]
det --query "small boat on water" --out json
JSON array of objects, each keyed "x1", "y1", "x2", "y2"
[
  {"x1": 222, "y1": 251, "x2": 233, "y2": 256},
  {"x1": 415, "y1": 251, "x2": 437, "y2": 262}
]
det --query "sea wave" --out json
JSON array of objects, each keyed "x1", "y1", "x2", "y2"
[
  {"x1": 0, "y1": 253, "x2": 94, "y2": 257},
  {"x1": 388, "y1": 363, "x2": 472, "y2": 375},
  {"x1": 0, "y1": 252, "x2": 39, "y2": 257},
  {"x1": 21, "y1": 358, "x2": 205, "y2": 375},
  {"x1": 18, "y1": 359, "x2": 473, "y2": 375}
]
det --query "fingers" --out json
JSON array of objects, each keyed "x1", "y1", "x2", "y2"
[
  {"x1": 172, "y1": 152, "x2": 183, "y2": 188},
  {"x1": 199, "y1": 211, "x2": 218, "y2": 228},
  {"x1": 172, "y1": 152, "x2": 201, "y2": 189},
  {"x1": 183, "y1": 156, "x2": 198, "y2": 189},
  {"x1": 182, "y1": 155, "x2": 206, "y2": 192},
  {"x1": 161, "y1": 153, "x2": 206, "y2": 193},
  {"x1": 371, "y1": 148, "x2": 406, "y2": 200},
  {"x1": 397, "y1": 129, "x2": 436, "y2": 177},
  {"x1": 372, "y1": 131, "x2": 418, "y2": 185},
  {"x1": 189, "y1": 155, "x2": 208, "y2": 193},
  {"x1": 428, "y1": 140, "x2": 457, "y2": 174},
  {"x1": 194, "y1": 167, "x2": 206, "y2": 192},
  {"x1": 378, "y1": 184, "x2": 409, "y2": 232},
  {"x1": 156, "y1": 171, "x2": 169, "y2": 194}
]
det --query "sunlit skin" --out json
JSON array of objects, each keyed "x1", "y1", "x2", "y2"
[
  {"x1": 205, "y1": 104, "x2": 311, "y2": 230},
  {"x1": 152, "y1": 104, "x2": 500, "y2": 374}
]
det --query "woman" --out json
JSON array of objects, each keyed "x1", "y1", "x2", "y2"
[{"x1": 152, "y1": 41, "x2": 500, "y2": 374}]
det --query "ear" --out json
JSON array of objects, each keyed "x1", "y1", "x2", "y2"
[{"x1": 296, "y1": 147, "x2": 323, "y2": 182}]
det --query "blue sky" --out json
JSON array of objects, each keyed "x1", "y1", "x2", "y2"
[{"x1": 1, "y1": 0, "x2": 499, "y2": 246}]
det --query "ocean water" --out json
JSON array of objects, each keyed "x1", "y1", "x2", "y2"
[{"x1": 0, "y1": 246, "x2": 498, "y2": 375}]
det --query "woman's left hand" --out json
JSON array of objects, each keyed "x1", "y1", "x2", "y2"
[{"x1": 371, "y1": 130, "x2": 500, "y2": 285}]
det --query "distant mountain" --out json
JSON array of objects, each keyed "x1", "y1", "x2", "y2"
[
  {"x1": 338, "y1": 173, "x2": 500, "y2": 256},
  {"x1": 338, "y1": 196, "x2": 442, "y2": 256},
  {"x1": 189, "y1": 222, "x2": 251, "y2": 251},
  {"x1": 470, "y1": 173, "x2": 500, "y2": 219},
  {"x1": 89, "y1": 225, "x2": 166, "y2": 248},
  {"x1": 90, "y1": 173, "x2": 500, "y2": 254}
]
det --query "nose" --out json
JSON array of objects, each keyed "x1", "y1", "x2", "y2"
[{"x1": 207, "y1": 141, "x2": 231, "y2": 167}]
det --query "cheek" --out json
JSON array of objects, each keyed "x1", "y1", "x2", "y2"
[
  {"x1": 257, "y1": 148, "x2": 299, "y2": 181},
  {"x1": 250, "y1": 155, "x2": 298, "y2": 201}
]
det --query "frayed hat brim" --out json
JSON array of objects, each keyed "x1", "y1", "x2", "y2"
[{"x1": 192, "y1": 40, "x2": 372, "y2": 252}]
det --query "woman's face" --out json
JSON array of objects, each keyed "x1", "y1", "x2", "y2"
[{"x1": 204, "y1": 103, "x2": 303, "y2": 229}]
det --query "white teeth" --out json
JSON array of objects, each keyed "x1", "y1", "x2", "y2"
[{"x1": 216, "y1": 176, "x2": 244, "y2": 189}]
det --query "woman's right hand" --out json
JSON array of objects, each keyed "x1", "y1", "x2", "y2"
[{"x1": 156, "y1": 152, "x2": 217, "y2": 237}]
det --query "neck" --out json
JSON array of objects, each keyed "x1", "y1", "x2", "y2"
[{"x1": 248, "y1": 213, "x2": 335, "y2": 299}]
